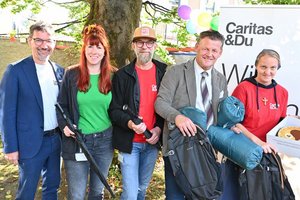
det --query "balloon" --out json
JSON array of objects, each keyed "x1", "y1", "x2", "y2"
[
  {"x1": 178, "y1": 5, "x2": 191, "y2": 20},
  {"x1": 197, "y1": 12, "x2": 212, "y2": 28},
  {"x1": 210, "y1": 16, "x2": 220, "y2": 31},
  {"x1": 186, "y1": 20, "x2": 197, "y2": 34}
]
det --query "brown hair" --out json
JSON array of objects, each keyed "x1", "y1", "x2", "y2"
[
  {"x1": 77, "y1": 24, "x2": 114, "y2": 94},
  {"x1": 197, "y1": 30, "x2": 225, "y2": 48}
]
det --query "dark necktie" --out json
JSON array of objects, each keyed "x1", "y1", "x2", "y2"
[{"x1": 201, "y1": 71, "x2": 213, "y2": 125}]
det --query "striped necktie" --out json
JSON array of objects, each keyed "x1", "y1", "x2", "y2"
[{"x1": 201, "y1": 71, "x2": 213, "y2": 125}]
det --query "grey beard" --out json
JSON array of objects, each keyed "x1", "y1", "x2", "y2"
[{"x1": 137, "y1": 52, "x2": 153, "y2": 64}]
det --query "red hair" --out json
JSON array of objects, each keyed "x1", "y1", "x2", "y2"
[{"x1": 77, "y1": 24, "x2": 114, "y2": 94}]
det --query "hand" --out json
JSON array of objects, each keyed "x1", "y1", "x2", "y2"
[
  {"x1": 230, "y1": 124, "x2": 242, "y2": 134},
  {"x1": 146, "y1": 127, "x2": 161, "y2": 144},
  {"x1": 175, "y1": 114, "x2": 197, "y2": 137},
  {"x1": 261, "y1": 142, "x2": 277, "y2": 153},
  {"x1": 63, "y1": 126, "x2": 76, "y2": 138},
  {"x1": 4, "y1": 151, "x2": 19, "y2": 165},
  {"x1": 129, "y1": 120, "x2": 146, "y2": 134}
]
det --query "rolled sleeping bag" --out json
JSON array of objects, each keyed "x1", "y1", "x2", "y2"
[
  {"x1": 217, "y1": 96, "x2": 245, "y2": 129},
  {"x1": 179, "y1": 107, "x2": 207, "y2": 131},
  {"x1": 207, "y1": 125, "x2": 263, "y2": 170}
]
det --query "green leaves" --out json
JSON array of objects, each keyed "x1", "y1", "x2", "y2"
[{"x1": 0, "y1": 0, "x2": 41, "y2": 14}]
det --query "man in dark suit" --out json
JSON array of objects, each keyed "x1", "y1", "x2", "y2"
[
  {"x1": 0, "y1": 21, "x2": 64, "y2": 200},
  {"x1": 155, "y1": 30, "x2": 228, "y2": 200}
]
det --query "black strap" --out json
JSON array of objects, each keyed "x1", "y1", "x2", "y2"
[{"x1": 49, "y1": 60, "x2": 60, "y2": 90}]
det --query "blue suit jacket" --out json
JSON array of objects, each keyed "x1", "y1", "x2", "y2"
[{"x1": 0, "y1": 56, "x2": 64, "y2": 159}]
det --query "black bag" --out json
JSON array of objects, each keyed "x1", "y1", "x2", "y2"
[
  {"x1": 167, "y1": 126, "x2": 223, "y2": 200},
  {"x1": 238, "y1": 152, "x2": 295, "y2": 200}
]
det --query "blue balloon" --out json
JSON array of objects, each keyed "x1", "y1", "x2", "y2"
[{"x1": 186, "y1": 20, "x2": 197, "y2": 34}]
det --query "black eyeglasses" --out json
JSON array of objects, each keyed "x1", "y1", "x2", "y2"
[
  {"x1": 32, "y1": 38, "x2": 55, "y2": 46},
  {"x1": 135, "y1": 40, "x2": 155, "y2": 48}
]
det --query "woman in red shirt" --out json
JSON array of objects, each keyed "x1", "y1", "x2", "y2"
[{"x1": 221, "y1": 49, "x2": 288, "y2": 200}]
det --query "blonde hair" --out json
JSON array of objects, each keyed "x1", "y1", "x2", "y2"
[{"x1": 255, "y1": 49, "x2": 281, "y2": 69}]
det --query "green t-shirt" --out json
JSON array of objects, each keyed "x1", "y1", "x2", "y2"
[{"x1": 77, "y1": 74, "x2": 112, "y2": 134}]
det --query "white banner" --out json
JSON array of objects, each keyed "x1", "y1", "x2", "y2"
[{"x1": 215, "y1": 5, "x2": 300, "y2": 115}]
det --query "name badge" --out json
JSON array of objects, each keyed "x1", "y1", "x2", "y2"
[{"x1": 75, "y1": 153, "x2": 87, "y2": 161}]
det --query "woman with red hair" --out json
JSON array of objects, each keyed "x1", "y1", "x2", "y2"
[{"x1": 57, "y1": 24, "x2": 115, "y2": 200}]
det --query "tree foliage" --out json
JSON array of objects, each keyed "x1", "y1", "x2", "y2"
[
  {"x1": 2, "y1": 0, "x2": 300, "y2": 66},
  {"x1": 141, "y1": 2, "x2": 196, "y2": 64},
  {"x1": 1, "y1": 0, "x2": 187, "y2": 66},
  {"x1": 0, "y1": 0, "x2": 41, "y2": 14}
]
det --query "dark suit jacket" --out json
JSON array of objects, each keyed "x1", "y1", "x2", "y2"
[
  {"x1": 155, "y1": 59, "x2": 228, "y2": 155},
  {"x1": 0, "y1": 56, "x2": 64, "y2": 159}
]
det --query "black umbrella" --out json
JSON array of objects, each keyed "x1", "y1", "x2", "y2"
[
  {"x1": 122, "y1": 104, "x2": 162, "y2": 150},
  {"x1": 55, "y1": 103, "x2": 115, "y2": 198}
]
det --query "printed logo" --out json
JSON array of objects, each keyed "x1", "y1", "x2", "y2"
[
  {"x1": 225, "y1": 22, "x2": 273, "y2": 47},
  {"x1": 141, "y1": 28, "x2": 150, "y2": 36},
  {"x1": 152, "y1": 84, "x2": 157, "y2": 92},
  {"x1": 270, "y1": 103, "x2": 279, "y2": 110}
]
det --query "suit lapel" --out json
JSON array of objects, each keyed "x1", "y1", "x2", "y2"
[
  {"x1": 22, "y1": 57, "x2": 43, "y2": 111},
  {"x1": 185, "y1": 60, "x2": 197, "y2": 106},
  {"x1": 211, "y1": 69, "x2": 220, "y2": 102},
  {"x1": 211, "y1": 68, "x2": 223, "y2": 119}
]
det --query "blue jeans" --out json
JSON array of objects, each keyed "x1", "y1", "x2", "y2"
[
  {"x1": 119, "y1": 142, "x2": 158, "y2": 200},
  {"x1": 16, "y1": 133, "x2": 61, "y2": 200},
  {"x1": 64, "y1": 127, "x2": 113, "y2": 200},
  {"x1": 163, "y1": 156, "x2": 185, "y2": 200}
]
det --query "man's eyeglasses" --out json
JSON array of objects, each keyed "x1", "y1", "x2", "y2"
[
  {"x1": 32, "y1": 38, "x2": 55, "y2": 46},
  {"x1": 135, "y1": 40, "x2": 155, "y2": 48}
]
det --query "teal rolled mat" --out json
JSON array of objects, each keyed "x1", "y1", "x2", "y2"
[{"x1": 208, "y1": 125, "x2": 263, "y2": 170}]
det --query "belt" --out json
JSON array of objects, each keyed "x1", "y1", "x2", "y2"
[{"x1": 44, "y1": 127, "x2": 60, "y2": 137}]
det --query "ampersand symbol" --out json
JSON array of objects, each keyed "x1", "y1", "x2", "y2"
[{"x1": 225, "y1": 35, "x2": 234, "y2": 45}]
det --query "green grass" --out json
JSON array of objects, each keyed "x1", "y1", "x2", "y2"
[{"x1": 0, "y1": 38, "x2": 79, "y2": 77}]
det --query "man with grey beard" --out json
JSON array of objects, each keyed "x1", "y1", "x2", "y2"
[{"x1": 109, "y1": 26, "x2": 167, "y2": 200}]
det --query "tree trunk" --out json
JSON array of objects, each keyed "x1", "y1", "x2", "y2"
[{"x1": 86, "y1": 0, "x2": 142, "y2": 68}]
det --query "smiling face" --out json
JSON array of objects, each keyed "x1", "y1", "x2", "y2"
[
  {"x1": 85, "y1": 41, "x2": 105, "y2": 67},
  {"x1": 28, "y1": 30, "x2": 56, "y2": 64},
  {"x1": 194, "y1": 37, "x2": 223, "y2": 71},
  {"x1": 195, "y1": 37, "x2": 222, "y2": 70},
  {"x1": 255, "y1": 55, "x2": 279, "y2": 85}
]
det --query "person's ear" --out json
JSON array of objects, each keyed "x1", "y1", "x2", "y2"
[
  {"x1": 27, "y1": 37, "x2": 32, "y2": 46},
  {"x1": 194, "y1": 42, "x2": 200, "y2": 51}
]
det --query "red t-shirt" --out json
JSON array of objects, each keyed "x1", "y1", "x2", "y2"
[
  {"x1": 232, "y1": 79, "x2": 288, "y2": 141},
  {"x1": 133, "y1": 64, "x2": 157, "y2": 143}
]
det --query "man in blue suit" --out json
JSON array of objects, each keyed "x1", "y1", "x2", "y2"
[{"x1": 0, "y1": 21, "x2": 64, "y2": 200}]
